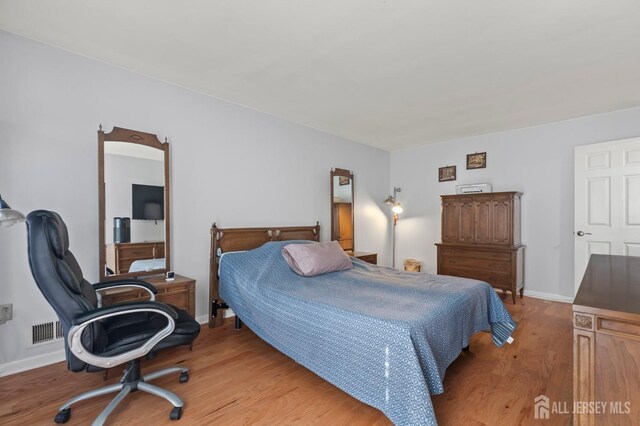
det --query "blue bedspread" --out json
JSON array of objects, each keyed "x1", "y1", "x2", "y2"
[{"x1": 219, "y1": 241, "x2": 516, "y2": 425}]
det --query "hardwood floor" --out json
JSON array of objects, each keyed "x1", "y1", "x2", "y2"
[{"x1": 0, "y1": 297, "x2": 572, "y2": 425}]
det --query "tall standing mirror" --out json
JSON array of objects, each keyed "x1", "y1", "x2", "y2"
[
  {"x1": 331, "y1": 168, "x2": 354, "y2": 252},
  {"x1": 98, "y1": 126, "x2": 171, "y2": 281}
]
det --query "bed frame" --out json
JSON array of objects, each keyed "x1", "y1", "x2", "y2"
[{"x1": 208, "y1": 222, "x2": 320, "y2": 328}]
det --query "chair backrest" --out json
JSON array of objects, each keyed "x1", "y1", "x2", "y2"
[{"x1": 26, "y1": 210, "x2": 106, "y2": 372}]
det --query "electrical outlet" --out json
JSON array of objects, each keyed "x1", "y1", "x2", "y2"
[{"x1": 0, "y1": 304, "x2": 13, "y2": 325}]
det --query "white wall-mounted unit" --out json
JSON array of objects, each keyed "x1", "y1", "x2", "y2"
[{"x1": 456, "y1": 183, "x2": 492, "y2": 194}]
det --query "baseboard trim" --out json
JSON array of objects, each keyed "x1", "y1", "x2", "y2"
[
  {"x1": 0, "y1": 349, "x2": 66, "y2": 377},
  {"x1": 523, "y1": 289, "x2": 574, "y2": 304}
]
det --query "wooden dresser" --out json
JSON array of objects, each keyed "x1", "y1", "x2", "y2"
[
  {"x1": 100, "y1": 274, "x2": 195, "y2": 318},
  {"x1": 106, "y1": 241, "x2": 165, "y2": 274},
  {"x1": 352, "y1": 252, "x2": 377, "y2": 265},
  {"x1": 573, "y1": 255, "x2": 640, "y2": 425},
  {"x1": 436, "y1": 191, "x2": 524, "y2": 303}
]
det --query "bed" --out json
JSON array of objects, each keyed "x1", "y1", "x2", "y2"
[{"x1": 208, "y1": 224, "x2": 516, "y2": 426}]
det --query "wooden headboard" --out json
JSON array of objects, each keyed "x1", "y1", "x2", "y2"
[{"x1": 208, "y1": 222, "x2": 320, "y2": 328}]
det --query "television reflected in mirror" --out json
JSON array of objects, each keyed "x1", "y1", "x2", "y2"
[{"x1": 132, "y1": 184, "x2": 164, "y2": 221}]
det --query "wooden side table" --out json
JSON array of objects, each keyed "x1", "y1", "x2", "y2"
[
  {"x1": 100, "y1": 274, "x2": 196, "y2": 318},
  {"x1": 352, "y1": 252, "x2": 377, "y2": 265}
]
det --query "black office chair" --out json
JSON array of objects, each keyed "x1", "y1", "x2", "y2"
[{"x1": 25, "y1": 210, "x2": 200, "y2": 425}]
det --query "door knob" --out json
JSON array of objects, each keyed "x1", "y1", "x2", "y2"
[{"x1": 576, "y1": 231, "x2": 592, "y2": 237}]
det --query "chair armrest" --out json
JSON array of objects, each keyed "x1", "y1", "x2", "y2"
[
  {"x1": 72, "y1": 302, "x2": 177, "y2": 325},
  {"x1": 68, "y1": 302, "x2": 177, "y2": 369},
  {"x1": 93, "y1": 279, "x2": 157, "y2": 301}
]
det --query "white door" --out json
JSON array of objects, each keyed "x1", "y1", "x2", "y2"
[{"x1": 574, "y1": 137, "x2": 640, "y2": 294}]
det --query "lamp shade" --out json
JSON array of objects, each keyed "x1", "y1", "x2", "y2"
[
  {"x1": 0, "y1": 194, "x2": 25, "y2": 227},
  {"x1": 383, "y1": 195, "x2": 395, "y2": 205},
  {"x1": 143, "y1": 202, "x2": 163, "y2": 220},
  {"x1": 392, "y1": 203, "x2": 404, "y2": 214}
]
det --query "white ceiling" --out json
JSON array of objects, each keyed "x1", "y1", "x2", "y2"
[{"x1": 1, "y1": 1, "x2": 640, "y2": 151}]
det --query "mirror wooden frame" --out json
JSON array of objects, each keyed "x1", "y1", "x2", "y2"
[
  {"x1": 98, "y1": 126, "x2": 171, "y2": 281},
  {"x1": 330, "y1": 168, "x2": 355, "y2": 251}
]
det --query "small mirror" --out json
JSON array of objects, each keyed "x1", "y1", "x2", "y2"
[
  {"x1": 99, "y1": 127, "x2": 170, "y2": 281},
  {"x1": 331, "y1": 168, "x2": 354, "y2": 252}
]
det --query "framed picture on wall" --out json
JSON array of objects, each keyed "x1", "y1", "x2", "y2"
[
  {"x1": 466, "y1": 152, "x2": 487, "y2": 169},
  {"x1": 439, "y1": 165, "x2": 456, "y2": 182}
]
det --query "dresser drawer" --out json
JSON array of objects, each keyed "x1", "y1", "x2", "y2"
[
  {"x1": 439, "y1": 247, "x2": 511, "y2": 260},
  {"x1": 118, "y1": 245, "x2": 154, "y2": 259},
  {"x1": 440, "y1": 267, "x2": 512, "y2": 289},
  {"x1": 440, "y1": 256, "x2": 511, "y2": 274}
]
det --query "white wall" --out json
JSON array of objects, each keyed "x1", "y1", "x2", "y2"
[
  {"x1": 104, "y1": 153, "x2": 165, "y2": 244},
  {"x1": 0, "y1": 31, "x2": 390, "y2": 374},
  {"x1": 391, "y1": 107, "x2": 640, "y2": 300},
  {"x1": 332, "y1": 178, "x2": 353, "y2": 203}
]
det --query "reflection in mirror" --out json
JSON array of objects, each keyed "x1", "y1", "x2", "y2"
[
  {"x1": 331, "y1": 168, "x2": 354, "y2": 252},
  {"x1": 99, "y1": 127, "x2": 170, "y2": 281}
]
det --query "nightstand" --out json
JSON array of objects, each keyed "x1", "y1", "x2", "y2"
[
  {"x1": 352, "y1": 252, "x2": 377, "y2": 265},
  {"x1": 100, "y1": 274, "x2": 196, "y2": 318}
]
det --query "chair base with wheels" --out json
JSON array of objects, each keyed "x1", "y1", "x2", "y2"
[{"x1": 55, "y1": 360, "x2": 189, "y2": 425}]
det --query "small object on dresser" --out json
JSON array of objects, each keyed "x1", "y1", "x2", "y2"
[
  {"x1": 455, "y1": 183, "x2": 492, "y2": 194},
  {"x1": 112, "y1": 217, "x2": 131, "y2": 243},
  {"x1": 165, "y1": 271, "x2": 175, "y2": 281}
]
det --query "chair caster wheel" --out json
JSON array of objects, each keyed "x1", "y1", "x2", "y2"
[
  {"x1": 170, "y1": 406, "x2": 183, "y2": 420},
  {"x1": 54, "y1": 408, "x2": 71, "y2": 424},
  {"x1": 179, "y1": 371, "x2": 189, "y2": 383}
]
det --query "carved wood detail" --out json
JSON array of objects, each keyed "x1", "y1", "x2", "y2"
[{"x1": 574, "y1": 314, "x2": 593, "y2": 330}]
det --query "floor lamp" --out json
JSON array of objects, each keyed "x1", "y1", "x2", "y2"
[
  {"x1": 0, "y1": 194, "x2": 25, "y2": 227},
  {"x1": 383, "y1": 187, "x2": 403, "y2": 268}
]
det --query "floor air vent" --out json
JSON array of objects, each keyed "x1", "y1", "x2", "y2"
[{"x1": 32, "y1": 320, "x2": 63, "y2": 346}]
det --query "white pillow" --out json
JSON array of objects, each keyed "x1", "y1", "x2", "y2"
[{"x1": 281, "y1": 241, "x2": 353, "y2": 277}]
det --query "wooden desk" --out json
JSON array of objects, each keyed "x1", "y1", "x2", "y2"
[
  {"x1": 100, "y1": 274, "x2": 195, "y2": 318},
  {"x1": 573, "y1": 255, "x2": 640, "y2": 425}
]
